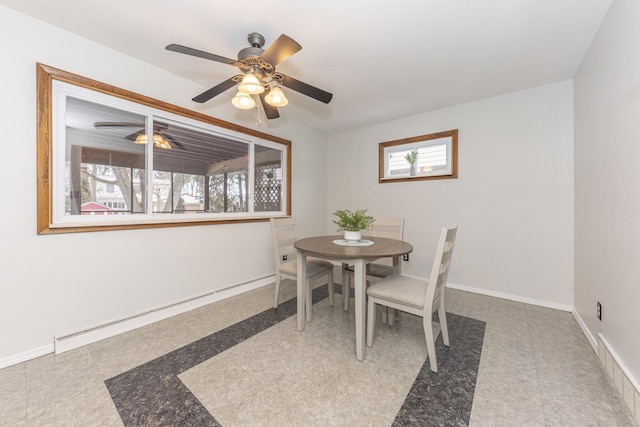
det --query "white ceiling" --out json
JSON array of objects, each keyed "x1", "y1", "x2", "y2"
[{"x1": 1, "y1": 0, "x2": 611, "y2": 134}]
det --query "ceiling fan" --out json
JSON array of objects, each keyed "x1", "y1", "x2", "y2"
[
  {"x1": 166, "y1": 32, "x2": 333, "y2": 120},
  {"x1": 93, "y1": 122, "x2": 178, "y2": 150}
]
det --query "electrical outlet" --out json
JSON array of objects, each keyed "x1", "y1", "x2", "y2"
[
  {"x1": 597, "y1": 301, "x2": 602, "y2": 320},
  {"x1": 403, "y1": 254, "x2": 409, "y2": 262},
  {"x1": 282, "y1": 254, "x2": 287, "y2": 261}
]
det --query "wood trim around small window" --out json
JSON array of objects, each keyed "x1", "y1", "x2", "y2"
[
  {"x1": 378, "y1": 129, "x2": 458, "y2": 183},
  {"x1": 36, "y1": 63, "x2": 291, "y2": 234}
]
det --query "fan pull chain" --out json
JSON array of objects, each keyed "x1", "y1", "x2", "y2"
[{"x1": 255, "y1": 95, "x2": 262, "y2": 126}]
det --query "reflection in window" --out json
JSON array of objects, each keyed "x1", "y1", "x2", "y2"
[
  {"x1": 63, "y1": 97, "x2": 148, "y2": 217},
  {"x1": 387, "y1": 144, "x2": 448, "y2": 178},
  {"x1": 56, "y1": 93, "x2": 286, "y2": 226}
]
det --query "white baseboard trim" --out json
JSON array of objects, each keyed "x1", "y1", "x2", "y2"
[
  {"x1": 446, "y1": 282, "x2": 573, "y2": 312},
  {"x1": 0, "y1": 344, "x2": 54, "y2": 370},
  {"x1": 598, "y1": 333, "x2": 640, "y2": 425},
  {"x1": 571, "y1": 308, "x2": 598, "y2": 354},
  {"x1": 52, "y1": 274, "x2": 275, "y2": 355}
]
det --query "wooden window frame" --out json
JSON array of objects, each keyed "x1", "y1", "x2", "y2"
[
  {"x1": 36, "y1": 63, "x2": 291, "y2": 234},
  {"x1": 378, "y1": 129, "x2": 458, "y2": 183}
]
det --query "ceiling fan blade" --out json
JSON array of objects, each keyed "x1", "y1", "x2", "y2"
[
  {"x1": 192, "y1": 77, "x2": 238, "y2": 103},
  {"x1": 163, "y1": 134, "x2": 177, "y2": 146},
  {"x1": 94, "y1": 122, "x2": 143, "y2": 128},
  {"x1": 125, "y1": 130, "x2": 141, "y2": 141},
  {"x1": 166, "y1": 44, "x2": 236, "y2": 65},
  {"x1": 280, "y1": 75, "x2": 333, "y2": 104},
  {"x1": 260, "y1": 34, "x2": 302, "y2": 66},
  {"x1": 123, "y1": 131, "x2": 183, "y2": 150},
  {"x1": 259, "y1": 93, "x2": 280, "y2": 119},
  {"x1": 160, "y1": 134, "x2": 185, "y2": 150}
]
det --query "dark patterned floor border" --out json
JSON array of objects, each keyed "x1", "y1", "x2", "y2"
[{"x1": 105, "y1": 284, "x2": 486, "y2": 426}]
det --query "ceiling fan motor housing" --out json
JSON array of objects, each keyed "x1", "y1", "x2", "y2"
[
  {"x1": 237, "y1": 46, "x2": 264, "y2": 61},
  {"x1": 238, "y1": 32, "x2": 266, "y2": 61}
]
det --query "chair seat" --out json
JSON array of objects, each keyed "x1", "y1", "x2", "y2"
[
  {"x1": 366, "y1": 274, "x2": 428, "y2": 310},
  {"x1": 279, "y1": 259, "x2": 334, "y2": 277}
]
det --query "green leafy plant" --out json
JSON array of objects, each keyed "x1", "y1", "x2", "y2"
[
  {"x1": 405, "y1": 150, "x2": 418, "y2": 165},
  {"x1": 332, "y1": 209, "x2": 375, "y2": 232}
]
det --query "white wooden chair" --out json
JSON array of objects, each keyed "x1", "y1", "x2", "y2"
[
  {"x1": 342, "y1": 217, "x2": 405, "y2": 312},
  {"x1": 366, "y1": 225, "x2": 457, "y2": 372},
  {"x1": 270, "y1": 217, "x2": 334, "y2": 320}
]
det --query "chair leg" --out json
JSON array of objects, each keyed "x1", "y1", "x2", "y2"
[
  {"x1": 366, "y1": 298, "x2": 376, "y2": 347},
  {"x1": 305, "y1": 278, "x2": 312, "y2": 321},
  {"x1": 327, "y1": 270, "x2": 334, "y2": 306},
  {"x1": 273, "y1": 275, "x2": 281, "y2": 309},
  {"x1": 438, "y1": 301, "x2": 449, "y2": 346},
  {"x1": 423, "y1": 315, "x2": 438, "y2": 372}
]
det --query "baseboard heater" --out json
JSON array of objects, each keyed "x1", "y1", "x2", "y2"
[
  {"x1": 54, "y1": 274, "x2": 274, "y2": 354},
  {"x1": 598, "y1": 333, "x2": 640, "y2": 424}
]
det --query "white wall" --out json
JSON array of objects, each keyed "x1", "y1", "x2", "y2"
[
  {"x1": 327, "y1": 81, "x2": 575, "y2": 308},
  {"x1": 0, "y1": 6, "x2": 328, "y2": 365},
  {"x1": 574, "y1": 0, "x2": 640, "y2": 381}
]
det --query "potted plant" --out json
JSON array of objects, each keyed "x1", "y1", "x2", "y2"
[
  {"x1": 333, "y1": 209, "x2": 375, "y2": 241},
  {"x1": 405, "y1": 150, "x2": 418, "y2": 176}
]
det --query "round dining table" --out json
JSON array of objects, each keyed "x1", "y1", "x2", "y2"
[{"x1": 294, "y1": 235, "x2": 413, "y2": 361}]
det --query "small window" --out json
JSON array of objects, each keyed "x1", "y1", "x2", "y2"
[{"x1": 379, "y1": 130, "x2": 458, "y2": 183}]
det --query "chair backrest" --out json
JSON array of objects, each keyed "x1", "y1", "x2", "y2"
[
  {"x1": 270, "y1": 217, "x2": 299, "y2": 270},
  {"x1": 425, "y1": 225, "x2": 458, "y2": 313},
  {"x1": 364, "y1": 217, "x2": 404, "y2": 267}
]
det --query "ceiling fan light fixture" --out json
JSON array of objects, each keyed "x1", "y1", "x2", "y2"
[
  {"x1": 238, "y1": 73, "x2": 265, "y2": 95},
  {"x1": 232, "y1": 91, "x2": 256, "y2": 109},
  {"x1": 134, "y1": 133, "x2": 172, "y2": 149},
  {"x1": 265, "y1": 86, "x2": 288, "y2": 107},
  {"x1": 154, "y1": 134, "x2": 172, "y2": 150},
  {"x1": 134, "y1": 133, "x2": 147, "y2": 145}
]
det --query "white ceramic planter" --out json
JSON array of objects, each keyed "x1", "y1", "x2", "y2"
[{"x1": 344, "y1": 231, "x2": 362, "y2": 242}]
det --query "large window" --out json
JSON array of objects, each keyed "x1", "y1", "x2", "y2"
[{"x1": 37, "y1": 64, "x2": 291, "y2": 234}]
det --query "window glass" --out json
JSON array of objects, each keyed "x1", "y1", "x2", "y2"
[
  {"x1": 64, "y1": 98, "x2": 147, "y2": 217},
  {"x1": 386, "y1": 143, "x2": 448, "y2": 178},
  {"x1": 254, "y1": 144, "x2": 283, "y2": 212},
  {"x1": 149, "y1": 120, "x2": 250, "y2": 214}
]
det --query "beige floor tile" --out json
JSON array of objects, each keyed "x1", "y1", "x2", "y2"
[
  {"x1": 25, "y1": 349, "x2": 123, "y2": 426},
  {"x1": 0, "y1": 362, "x2": 27, "y2": 427},
  {"x1": 447, "y1": 289, "x2": 492, "y2": 321},
  {"x1": 87, "y1": 329, "x2": 160, "y2": 380}
]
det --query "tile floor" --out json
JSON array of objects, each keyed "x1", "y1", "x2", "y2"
[{"x1": 0, "y1": 269, "x2": 636, "y2": 426}]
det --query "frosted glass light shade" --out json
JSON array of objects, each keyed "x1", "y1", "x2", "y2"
[
  {"x1": 134, "y1": 133, "x2": 172, "y2": 149},
  {"x1": 238, "y1": 73, "x2": 264, "y2": 94},
  {"x1": 264, "y1": 86, "x2": 288, "y2": 107},
  {"x1": 134, "y1": 133, "x2": 147, "y2": 144},
  {"x1": 232, "y1": 91, "x2": 256, "y2": 109}
]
